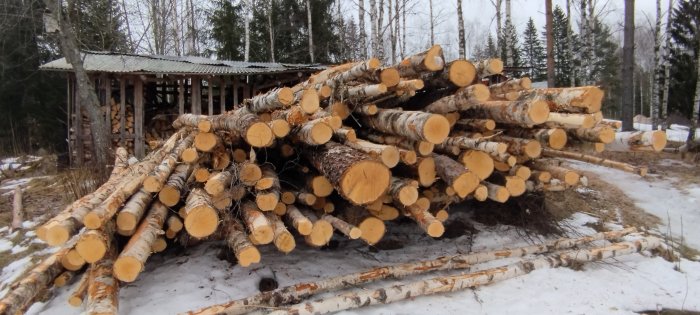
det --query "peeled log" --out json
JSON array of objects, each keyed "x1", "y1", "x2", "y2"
[
  {"x1": 464, "y1": 99, "x2": 549, "y2": 126},
  {"x1": 606, "y1": 130, "x2": 667, "y2": 152},
  {"x1": 489, "y1": 77, "x2": 532, "y2": 95},
  {"x1": 516, "y1": 86, "x2": 603, "y2": 114},
  {"x1": 423, "y1": 84, "x2": 490, "y2": 114},
  {"x1": 85, "y1": 244, "x2": 119, "y2": 315},
  {"x1": 305, "y1": 142, "x2": 390, "y2": 205},
  {"x1": 183, "y1": 188, "x2": 219, "y2": 238},
  {"x1": 396, "y1": 45, "x2": 445, "y2": 77},
  {"x1": 542, "y1": 148, "x2": 647, "y2": 176},
  {"x1": 361, "y1": 109, "x2": 450, "y2": 144},
  {"x1": 113, "y1": 201, "x2": 168, "y2": 282}
]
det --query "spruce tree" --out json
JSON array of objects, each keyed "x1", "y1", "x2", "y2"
[
  {"x1": 500, "y1": 22, "x2": 521, "y2": 67},
  {"x1": 549, "y1": 5, "x2": 573, "y2": 86},
  {"x1": 210, "y1": 0, "x2": 245, "y2": 60},
  {"x1": 69, "y1": 0, "x2": 129, "y2": 52},
  {"x1": 521, "y1": 18, "x2": 546, "y2": 81},
  {"x1": 668, "y1": 0, "x2": 699, "y2": 119},
  {"x1": 486, "y1": 34, "x2": 498, "y2": 58}
]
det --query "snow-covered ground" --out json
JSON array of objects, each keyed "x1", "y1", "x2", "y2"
[{"x1": 16, "y1": 165, "x2": 700, "y2": 315}]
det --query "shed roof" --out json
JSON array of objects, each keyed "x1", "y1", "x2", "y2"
[{"x1": 40, "y1": 51, "x2": 325, "y2": 75}]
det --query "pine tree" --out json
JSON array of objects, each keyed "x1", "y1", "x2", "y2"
[
  {"x1": 210, "y1": 0, "x2": 245, "y2": 60},
  {"x1": 486, "y1": 34, "x2": 498, "y2": 57},
  {"x1": 668, "y1": 0, "x2": 699, "y2": 120},
  {"x1": 521, "y1": 18, "x2": 546, "y2": 81}
]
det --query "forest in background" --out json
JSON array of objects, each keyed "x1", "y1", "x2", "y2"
[{"x1": 0, "y1": 0, "x2": 698, "y2": 155}]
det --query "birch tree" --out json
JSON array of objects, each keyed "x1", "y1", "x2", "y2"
[
  {"x1": 369, "y1": 0, "x2": 377, "y2": 57},
  {"x1": 490, "y1": 0, "x2": 502, "y2": 54},
  {"x1": 621, "y1": 0, "x2": 635, "y2": 131},
  {"x1": 688, "y1": 32, "x2": 700, "y2": 145},
  {"x1": 545, "y1": 0, "x2": 555, "y2": 87},
  {"x1": 566, "y1": 0, "x2": 575, "y2": 87},
  {"x1": 651, "y1": 0, "x2": 662, "y2": 129},
  {"x1": 359, "y1": 0, "x2": 367, "y2": 59},
  {"x1": 267, "y1": 0, "x2": 275, "y2": 62},
  {"x1": 306, "y1": 0, "x2": 314, "y2": 63},
  {"x1": 457, "y1": 0, "x2": 465, "y2": 59},
  {"x1": 661, "y1": 0, "x2": 674, "y2": 128},
  {"x1": 429, "y1": 0, "x2": 434, "y2": 46}
]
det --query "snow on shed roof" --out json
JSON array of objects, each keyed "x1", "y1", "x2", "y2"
[{"x1": 40, "y1": 51, "x2": 325, "y2": 75}]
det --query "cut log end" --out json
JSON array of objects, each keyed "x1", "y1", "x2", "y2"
[
  {"x1": 82, "y1": 213, "x2": 103, "y2": 230},
  {"x1": 380, "y1": 68, "x2": 401, "y2": 87},
  {"x1": 76, "y1": 237, "x2": 107, "y2": 263},
  {"x1": 46, "y1": 224, "x2": 70, "y2": 246},
  {"x1": 256, "y1": 193, "x2": 280, "y2": 211},
  {"x1": 381, "y1": 146, "x2": 401, "y2": 168},
  {"x1": 448, "y1": 60, "x2": 476, "y2": 87},
  {"x1": 426, "y1": 221, "x2": 445, "y2": 238},
  {"x1": 271, "y1": 119, "x2": 291, "y2": 138},
  {"x1": 525, "y1": 140, "x2": 543, "y2": 158},
  {"x1": 470, "y1": 84, "x2": 491, "y2": 102},
  {"x1": 461, "y1": 150, "x2": 495, "y2": 181},
  {"x1": 113, "y1": 256, "x2": 142, "y2": 282},
  {"x1": 240, "y1": 163, "x2": 262, "y2": 185},
  {"x1": 340, "y1": 161, "x2": 391, "y2": 205},
  {"x1": 116, "y1": 212, "x2": 139, "y2": 232},
  {"x1": 424, "y1": 45, "x2": 445, "y2": 71},
  {"x1": 417, "y1": 157, "x2": 437, "y2": 187},
  {"x1": 308, "y1": 122, "x2": 333, "y2": 145},
  {"x1": 238, "y1": 247, "x2": 262, "y2": 266},
  {"x1": 278, "y1": 87, "x2": 295, "y2": 106},
  {"x1": 397, "y1": 185, "x2": 419, "y2": 206},
  {"x1": 564, "y1": 171, "x2": 581, "y2": 186},
  {"x1": 650, "y1": 130, "x2": 668, "y2": 152},
  {"x1": 310, "y1": 176, "x2": 334, "y2": 197},
  {"x1": 194, "y1": 133, "x2": 219, "y2": 152},
  {"x1": 529, "y1": 100, "x2": 550, "y2": 125},
  {"x1": 358, "y1": 217, "x2": 386, "y2": 245},
  {"x1": 423, "y1": 115, "x2": 451, "y2": 144},
  {"x1": 548, "y1": 129, "x2": 568, "y2": 150},
  {"x1": 300, "y1": 89, "x2": 320, "y2": 114},
  {"x1": 473, "y1": 185, "x2": 488, "y2": 201},
  {"x1": 306, "y1": 220, "x2": 333, "y2": 247},
  {"x1": 184, "y1": 206, "x2": 219, "y2": 238},
  {"x1": 452, "y1": 172, "x2": 480, "y2": 198},
  {"x1": 246, "y1": 122, "x2": 274, "y2": 148},
  {"x1": 416, "y1": 141, "x2": 435, "y2": 156},
  {"x1": 505, "y1": 176, "x2": 527, "y2": 197},
  {"x1": 251, "y1": 225, "x2": 275, "y2": 245}
]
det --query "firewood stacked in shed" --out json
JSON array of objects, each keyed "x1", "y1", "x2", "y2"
[{"x1": 1, "y1": 44, "x2": 666, "y2": 314}]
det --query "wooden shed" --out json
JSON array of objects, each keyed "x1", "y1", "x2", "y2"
[{"x1": 40, "y1": 52, "x2": 323, "y2": 165}]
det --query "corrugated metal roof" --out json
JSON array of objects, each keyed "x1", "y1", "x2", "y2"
[{"x1": 39, "y1": 51, "x2": 325, "y2": 75}]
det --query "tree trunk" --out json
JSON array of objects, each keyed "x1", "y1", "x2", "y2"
[
  {"x1": 566, "y1": 0, "x2": 575, "y2": 87},
  {"x1": 268, "y1": 0, "x2": 276, "y2": 62},
  {"x1": 369, "y1": 0, "x2": 378, "y2": 58},
  {"x1": 422, "y1": 84, "x2": 490, "y2": 114},
  {"x1": 542, "y1": 149, "x2": 647, "y2": 176},
  {"x1": 608, "y1": 130, "x2": 667, "y2": 152},
  {"x1": 651, "y1": 0, "x2": 662, "y2": 130},
  {"x1": 306, "y1": 0, "x2": 314, "y2": 63},
  {"x1": 661, "y1": 0, "x2": 674, "y2": 126},
  {"x1": 504, "y1": 0, "x2": 513, "y2": 65},
  {"x1": 224, "y1": 211, "x2": 262, "y2": 266},
  {"x1": 621, "y1": 0, "x2": 635, "y2": 131},
  {"x1": 159, "y1": 163, "x2": 193, "y2": 207},
  {"x1": 457, "y1": 0, "x2": 465, "y2": 59},
  {"x1": 359, "y1": 0, "x2": 367, "y2": 59},
  {"x1": 182, "y1": 188, "x2": 219, "y2": 238},
  {"x1": 47, "y1": 0, "x2": 112, "y2": 169},
  {"x1": 545, "y1": 0, "x2": 555, "y2": 87},
  {"x1": 688, "y1": 34, "x2": 700, "y2": 143},
  {"x1": 244, "y1": 2, "x2": 251, "y2": 61},
  {"x1": 433, "y1": 154, "x2": 479, "y2": 198},
  {"x1": 462, "y1": 99, "x2": 550, "y2": 126},
  {"x1": 429, "y1": 0, "x2": 434, "y2": 46},
  {"x1": 11, "y1": 187, "x2": 23, "y2": 231}
]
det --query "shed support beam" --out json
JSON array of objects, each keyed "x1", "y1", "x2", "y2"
[{"x1": 134, "y1": 77, "x2": 144, "y2": 158}]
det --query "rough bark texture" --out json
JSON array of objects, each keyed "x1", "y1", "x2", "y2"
[
  {"x1": 463, "y1": 99, "x2": 549, "y2": 126},
  {"x1": 85, "y1": 243, "x2": 119, "y2": 315},
  {"x1": 517, "y1": 87, "x2": 603, "y2": 114},
  {"x1": 361, "y1": 109, "x2": 450, "y2": 144}
]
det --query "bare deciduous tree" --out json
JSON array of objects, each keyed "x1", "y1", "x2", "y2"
[
  {"x1": 621, "y1": 0, "x2": 635, "y2": 131},
  {"x1": 457, "y1": 0, "x2": 465, "y2": 59},
  {"x1": 307, "y1": 0, "x2": 314, "y2": 63}
]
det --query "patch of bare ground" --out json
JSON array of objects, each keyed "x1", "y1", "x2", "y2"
[
  {"x1": 637, "y1": 310, "x2": 700, "y2": 315},
  {"x1": 599, "y1": 150, "x2": 700, "y2": 188}
]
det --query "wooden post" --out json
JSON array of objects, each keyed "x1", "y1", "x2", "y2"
[
  {"x1": 178, "y1": 79, "x2": 185, "y2": 115},
  {"x1": 233, "y1": 77, "x2": 239, "y2": 107},
  {"x1": 102, "y1": 75, "x2": 110, "y2": 127},
  {"x1": 192, "y1": 77, "x2": 201, "y2": 115},
  {"x1": 243, "y1": 80, "x2": 250, "y2": 100},
  {"x1": 220, "y1": 78, "x2": 227, "y2": 113},
  {"x1": 119, "y1": 77, "x2": 126, "y2": 146},
  {"x1": 74, "y1": 75, "x2": 83, "y2": 166},
  {"x1": 208, "y1": 79, "x2": 214, "y2": 115},
  {"x1": 134, "y1": 77, "x2": 144, "y2": 158}
]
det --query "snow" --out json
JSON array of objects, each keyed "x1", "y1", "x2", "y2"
[
  {"x1": 10, "y1": 245, "x2": 27, "y2": 255},
  {"x1": 566, "y1": 160, "x2": 700, "y2": 251},
  {"x1": 0, "y1": 240, "x2": 13, "y2": 252}
]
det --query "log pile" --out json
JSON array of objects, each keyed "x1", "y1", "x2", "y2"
[
  {"x1": 108, "y1": 98, "x2": 136, "y2": 155},
  {"x1": 2, "y1": 45, "x2": 666, "y2": 314}
]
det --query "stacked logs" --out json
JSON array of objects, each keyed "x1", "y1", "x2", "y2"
[
  {"x1": 1, "y1": 44, "x2": 666, "y2": 314},
  {"x1": 108, "y1": 98, "x2": 136, "y2": 154}
]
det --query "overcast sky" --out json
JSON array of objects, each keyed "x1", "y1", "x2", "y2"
[{"x1": 339, "y1": 0, "x2": 670, "y2": 60}]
